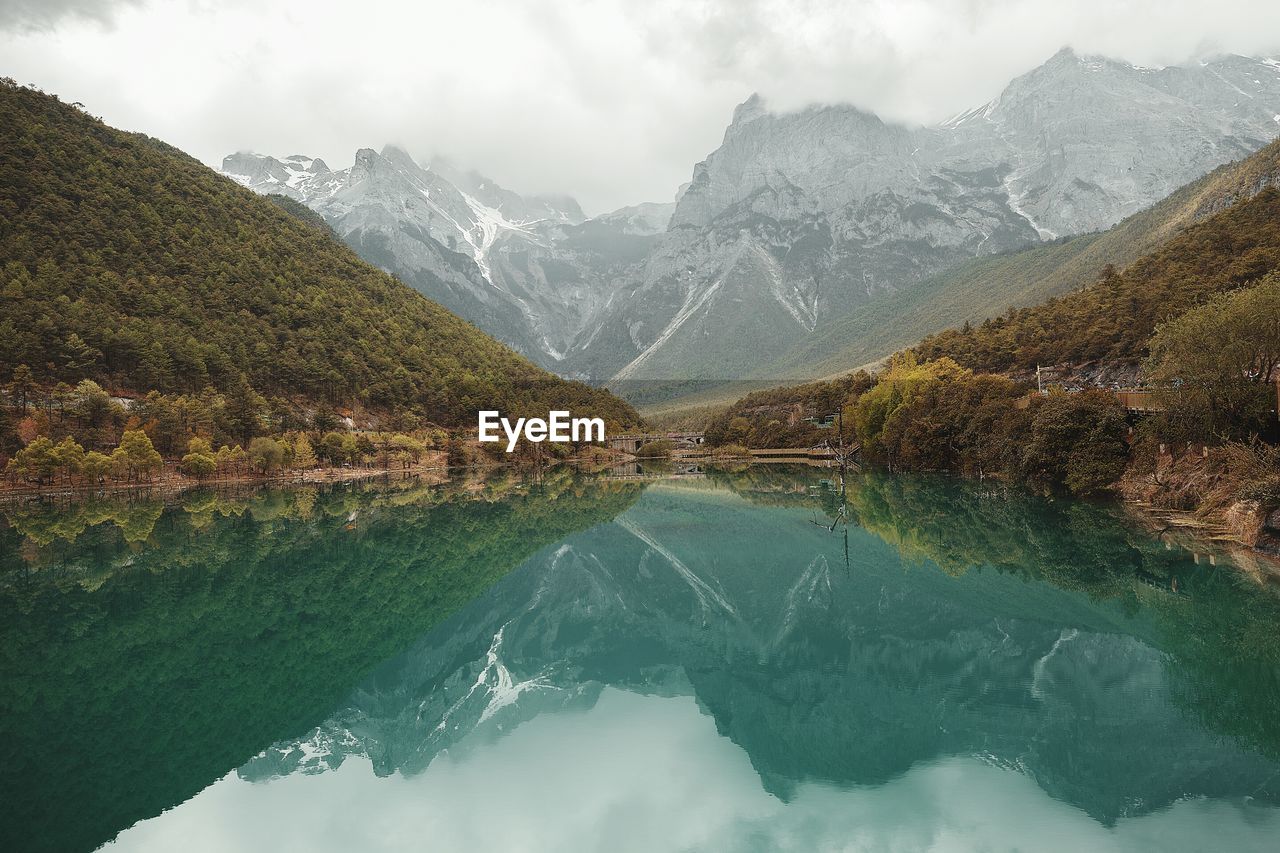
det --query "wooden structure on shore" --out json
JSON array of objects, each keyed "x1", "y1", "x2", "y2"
[{"x1": 1018, "y1": 381, "x2": 1280, "y2": 416}]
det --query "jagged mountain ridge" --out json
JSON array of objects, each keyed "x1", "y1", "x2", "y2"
[
  {"x1": 569, "y1": 49, "x2": 1280, "y2": 384},
  {"x1": 223, "y1": 49, "x2": 1280, "y2": 386},
  {"x1": 224, "y1": 146, "x2": 663, "y2": 364},
  {"x1": 767, "y1": 135, "x2": 1280, "y2": 380}
]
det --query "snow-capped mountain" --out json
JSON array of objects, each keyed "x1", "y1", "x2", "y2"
[
  {"x1": 223, "y1": 146, "x2": 658, "y2": 364},
  {"x1": 428, "y1": 156, "x2": 586, "y2": 228},
  {"x1": 223, "y1": 146, "x2": 578, "y2": 277},
  {"x1": 564, "y1": 49, "x2": 1280, "y2": 383},
  {"x1": 221, "y1": 152, "x2": 345, "y2": 200},
  {"x1": 224, "y1": 49, "x2": 1280, "y2": 384}
]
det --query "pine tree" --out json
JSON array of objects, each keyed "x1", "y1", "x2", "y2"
[
  {"x1": 116, "y1": 429, "x2": 163, "y2": 482},
  {"x1": 81, "y1": 451, "x2": 112, "y2": 487},
  {"x1": 9, "y1": 436, "x2": 59, "y2": 484},
  {"x1": 9, "y1": 364, "x2": 36, "y2": 413},
  {"x1": 52, "y1": 436, "x2": 85, "y2": 486}
]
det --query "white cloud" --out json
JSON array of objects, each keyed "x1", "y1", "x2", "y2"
[
  {"x1": 103, "y1": 689, "x2": 1280, "y2": 853},
  {"x1": 0, "y1": 0, "x2": 143, "y2": 32},
  {"x1": 3, "y1": 0, "x2": 1280, "y2": 213}
]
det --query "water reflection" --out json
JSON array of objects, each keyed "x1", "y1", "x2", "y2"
[
  {"x1": 108, "y1": 691, "x2": 1280, "y2": 853},
  {"x1": 0, "y1": 471, "x2": 643, "y2": 853},
  {"x1": 4, "y1": 467, "x2": 1280, "y2": 852}
]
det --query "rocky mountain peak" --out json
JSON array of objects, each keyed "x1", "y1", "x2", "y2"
[
  {"x1": 1047, "y1": 44, "x2": 1078, "y2": 63},
  {"x1": 219, "y1": 48, "x2": 1280, "y2": 385},
  {"x1": 379, "y1": 143, "x2": 420, "y2": 171},
  {"x1": 347, "y1": 147, "x2": 379, "y2": 184},
  {"x1": 730, "y1": 92, "x2": 768, "y2": 126},
  {"x1": 564, "y1": 50, "x2": 1280, "y2": 383}
]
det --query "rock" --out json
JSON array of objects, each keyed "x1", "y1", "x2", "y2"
[
  {"x1": 1265, "y1": 508, "x2": 1280, "y2": 533},
  {"x1": 1224, "y1": 500, "x2": 1267, "y2": 547}
]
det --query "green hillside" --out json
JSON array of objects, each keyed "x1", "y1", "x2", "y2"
[
  {"x1": 915, "y1": 187, "x2": 1280, "y2": 371},
  {"x1": 764, "y1": 138, "x2": 1280, "y2": 379},
  {"x1": 0, "y1": 79, "x2": 639, "y2": 429}
]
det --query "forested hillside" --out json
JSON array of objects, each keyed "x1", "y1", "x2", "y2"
[
  {"x1": 0, "y1": 79, "x2": 639, "y2": 430},
  {"x1": 914, "y1": 187, "x2": 1280, "y2": 372}
]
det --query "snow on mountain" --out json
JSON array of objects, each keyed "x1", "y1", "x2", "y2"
[
  {"x1": 591, "y1": 200, "x2": 676, "y2": 236},
  {"x1": 221, "y1": 151, "x2": 344, "y2": 199},
  {"x1": 563, "y1": 49, "x2": 1280, "y2": 384},
  {"x1": 222, "y1": 146, "x2": 558, "y2": 282},
  {"x1": 222, "y1": 146, "x2": 658, "y2": 366},
  {"x1": 222, "y1": 50, "x2": 1280, "y2": 384}
]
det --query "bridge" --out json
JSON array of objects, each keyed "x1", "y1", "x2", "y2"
[
  {"x1": 605, "y1": 431, "x2": 706, "y2": 453},
  {"x1": 603, "y1": 461, "x2": 708, "y2": 480}
]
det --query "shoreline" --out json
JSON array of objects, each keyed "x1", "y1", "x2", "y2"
[
  {"x1": 9, "y1": 449, "x2": 1279, "y2": 583},
  {"x1": 0, "y1": 458, "x2": 452, "y2": 503},
  {"x1": 0, "y1": 445, "x2": 640, "y2": 503}
]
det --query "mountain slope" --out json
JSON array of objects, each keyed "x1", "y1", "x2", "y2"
[
  {"x1": 566, "y1": 50, "x2": 1280, "y2": 387},
  {"x1": 767, "y1": 137, "x2": 1280, "y2": 378},
  {"x1": 913, "y1": 184, "x2": 1280, "y2": 372},
  {"x1": 0, "y1": 80, "x2": 640, "y2": 429},
  {"x1": 704, "y1": 140, "x2": 1280, "y2": 433},
  {"x1": 223, "y1": 147, "x2": 661, "y2": 368}
]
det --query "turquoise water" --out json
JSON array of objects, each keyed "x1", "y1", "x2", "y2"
[{"x1": 3, "y1": 467, "x2": 1280, "y2": 852}]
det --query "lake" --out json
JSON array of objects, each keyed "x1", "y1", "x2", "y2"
[{"x1": 3, "y1": 466, "x2": 1280, "y2": 852}]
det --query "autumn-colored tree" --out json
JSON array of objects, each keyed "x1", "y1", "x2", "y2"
[
  {"x1": 292, "y1": 433, "x2": 317, "y2": 469},
  {"x1": 873, "y1": 373, "x2": 1027, "y2": 474},
  {"x1": 853, "y1": 355, "x2": 970, "y2": 461},
  {"x1": 15, "y1": 416, "x2": 40, "y2": 446},
  {"x1": 9, "y1": 436, "x2": 59, "y2": 484}
]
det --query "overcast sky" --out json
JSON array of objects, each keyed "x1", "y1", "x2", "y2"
[{"x1": 4, "y1": 0, "x2": 1280, "y2": 214}]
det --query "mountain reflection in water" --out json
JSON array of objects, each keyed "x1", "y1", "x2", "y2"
[{"x1": 3, "y1": 466, "x2": 1280, "y2": 852}]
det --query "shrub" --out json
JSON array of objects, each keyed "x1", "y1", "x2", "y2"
[
  {"x1": 713, "y1": 443, "x2": 751, "y2": 458},
  {"x1": 637, "y1": 439, "x2": 674, "y2": 458}
]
